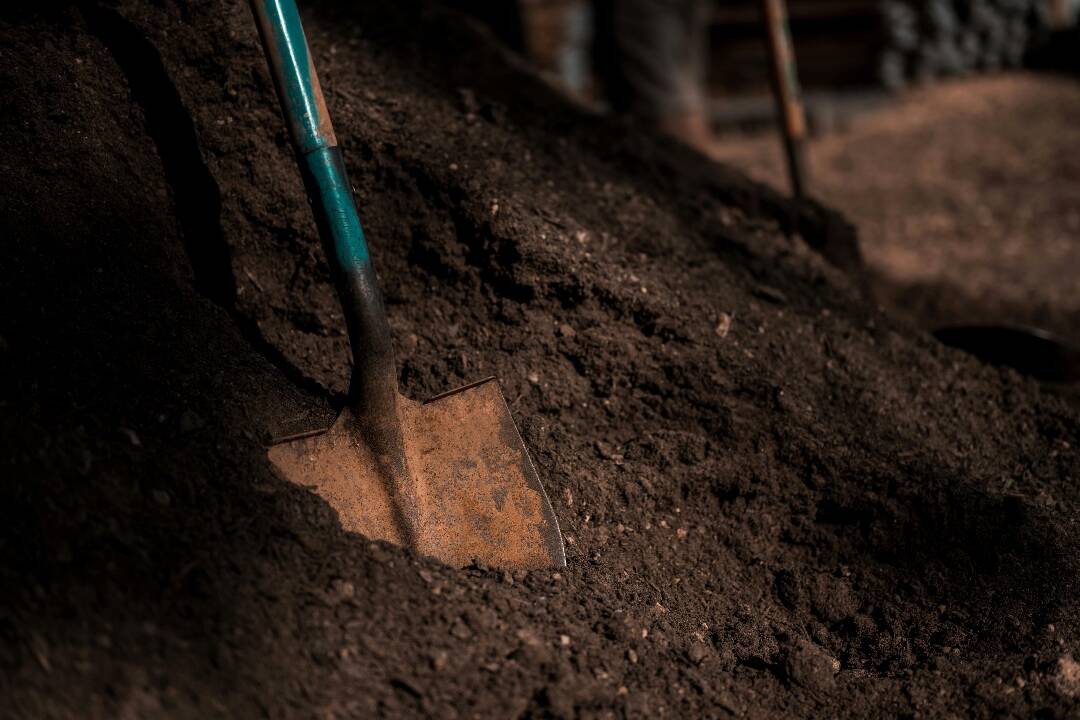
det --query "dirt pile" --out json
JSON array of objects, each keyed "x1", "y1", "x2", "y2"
[
  {"x1": 712, "y1": 74, "x2": 1080, "y2": 351},
  {"x1": 1, "y1": 2, "x2": 1078, "y2": 718}
]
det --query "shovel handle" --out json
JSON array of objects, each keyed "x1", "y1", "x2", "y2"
[
  {"x1": 249, "y1": 0, "x2": 397, "y2": 415},
  {"x1": 761, "y1": 0, "x2": 808, "y2": 198}
]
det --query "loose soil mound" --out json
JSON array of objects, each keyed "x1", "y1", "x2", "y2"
[
  {"x1": 713, "y1": 74, "x2": 1080, "y2": 347},
  {"x1": 1, "y1": 2, "x2": 1078, "y2": 718}
]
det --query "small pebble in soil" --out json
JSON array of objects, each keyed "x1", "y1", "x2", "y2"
[
  {"x1": 332, "y1": 580, "x2": 355, "y2": 600},
  {"x1": 152, "y1": 490, "x2": 171, "y2": 507},
  {"x1": 784, "y1": 639, "x2": 839, "y2": 691},
  {"x1": 515, "y1": 628, "x2": 541, "y2": 647},
  {"x1": 715, "y1": 313, "x2": 733, "y2": 338},
  {"x1": 450, "y1": 620, "x2": 471, "y2": 640},
  {"x1": 1053, "y1": 655, "x2": 1080, "y2": 698},
  {"x1": 687, "y1": 642, "x2": 709, "y2": 665}
]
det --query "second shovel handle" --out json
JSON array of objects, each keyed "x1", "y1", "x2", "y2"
[{"x1": 761, "y1": 0, "x2": 808, "y2": 198}]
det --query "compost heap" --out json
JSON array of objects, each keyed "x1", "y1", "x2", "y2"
[{"x1": 1, "y1": 1, "x2": 1078, "y2": 718}]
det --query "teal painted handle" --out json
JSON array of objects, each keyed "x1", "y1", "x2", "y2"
[
  {"x1": 249, "y1": 0, "x2": 396, "y2": 415},
  {"x1": 249, "y1": 0, "x2": 369, "y2": 269}
]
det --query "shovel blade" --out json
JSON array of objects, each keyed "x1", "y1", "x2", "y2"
[{"x1": 268, "y1": 378, "x2": 566, "y2": 569}]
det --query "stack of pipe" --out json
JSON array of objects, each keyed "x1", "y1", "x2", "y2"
[{"x1": 876, "y1": 0, "x2": 1053, "y2": 88}]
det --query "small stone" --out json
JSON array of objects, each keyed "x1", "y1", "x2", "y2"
[
  {"x1": 527, "y1": 372, "x2": 540, "y2": 385},
  {"x1": 431, "y1": 650, "x2": 448, "y2": 671},
  {"x1": 627, "y1": 649, "x2": 638, "y2": 664},
  {"x1": 715, "y1": 313, "x2": 733, "y2": 338},
  {"x1": 594, "y1": 440, "x2": 624, "y2": 464},
  {"x1": 119, "y1": 428, "x2": 141, "y2": 447},
  {"x1": 559, "y1": 635, "x2": 571, "y2": 646},
  {"x1": 676, "y1": 528, "x2": 688, "y2": 540},
  {"x1": 688, "y1": 642, "x2": 709, "y2": 665},
  {"x1": 332, "y1": 580, "x2": 355, "y2": 600},
  {"x1": 515, "y1": 628, "x2": 541, "y2": 647},
  {"x1": 784, "y1": 639, "x2": 838, "y2": 691},
  {"x1": 152, "y1": 490, "x2": 171, "y2": 507},
  {"x1": 450, "y1": 620, "x2": 471, "y2": 640},
  {"x1": 1052, "y1": 655, "x2": 1080, "y2": 698},
  {"x1": 558, "y1": 323, "x2": 576, "y2": 339}
]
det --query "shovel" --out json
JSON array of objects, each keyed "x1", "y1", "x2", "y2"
[{"x1": 249, "y1": 0, "x2": 565, "y2": 569}]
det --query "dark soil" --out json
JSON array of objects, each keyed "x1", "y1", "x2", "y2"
[
  {"x1": 2, "y1": 2, "x2": 1079, "y2": 718},
  {"x1": 712, "y1": 74, "x2": 1080, "y2": 348}
]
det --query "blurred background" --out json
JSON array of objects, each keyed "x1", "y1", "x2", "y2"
[
  {"x1": 458, "y1": 0, "x2": 1078, "y2": 119},
  {"x1": 456, "y1": 0, "x2": 1080, "y2": 377}
]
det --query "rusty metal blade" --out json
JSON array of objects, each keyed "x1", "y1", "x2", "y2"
[{"x1": 268, "y1": 379, "x2": 566, "y2": 569}]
